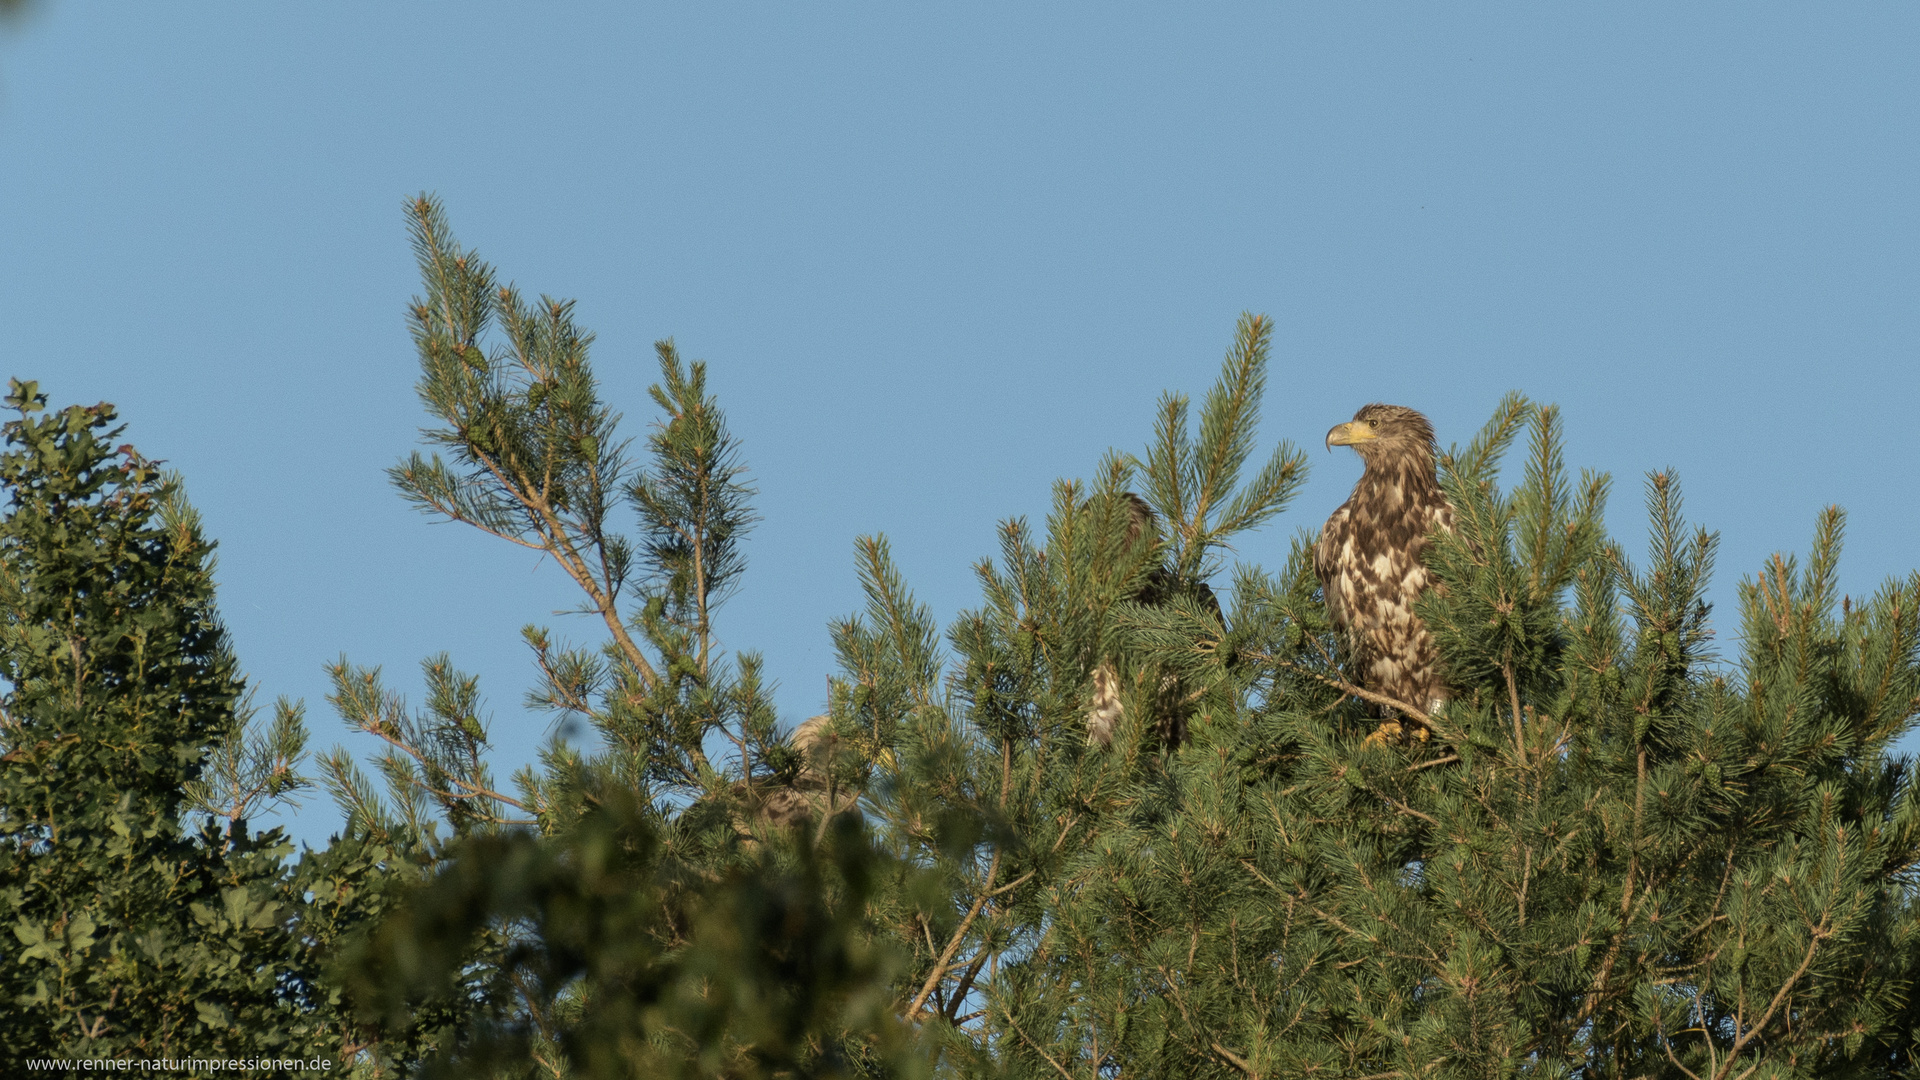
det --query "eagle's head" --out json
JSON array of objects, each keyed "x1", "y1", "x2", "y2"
[
  {"x1": 1325, "y1": 403, "x2": 1436, "y2": 464},
  {"x1": 1122, "y1": 492, "x2": 1158, "y2": 547}
]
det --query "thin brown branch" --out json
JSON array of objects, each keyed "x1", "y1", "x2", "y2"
[
  {"x1": 1004, "y1": 1011, "x2": 1076, "y2": 1080},
  {"x1": 1505, "y1": 664, "x2": 1526, "y2": 765},
  {"x1": 1687, "y1": 840, "x2": 1739, "y2": 938},
  {"x1": 1575, "y1": 745, "x2": 1653, "y2": 1034},
  {"x1": 1658, "y1": 1022, "x2": 1706, "y2": 1080},
  {"x1": 473, "y1": 448, "x2": 664, "y2": 695},
  {"x1": 528, "y1": 641, "x2": 600, "y2": 718},
  {"x1": 1518, "y1": 845, "x2": 1532, "y2": 929},
  {"x1": 405, "y1": 492, "x2": 549, "y2": 553},
  {"x1": 1257, "y1": 653, "x2": 1460, "y2": 742},
  {"x1": 358, "y1": 719, "x2": 535, "y2": 819},
  {"x1": 944, "y1": 949, "x2": 990, "y2": 1023},
  {"x1": 1374, "y1": 789, "x2": 1439, "y2": 827},
  {"x1": 1710, "y1": 919, "x2": 1830, "y2": 1080},
  {"x1": 988, "y1": 870, "x2": 1036, "y2": 898},
  {"x1": 1212, "y1": 1042, "x2": 1256, "y2": 1077},
  {"x1": 907, "y1": 847, "x2": 1002, "y2": 1020}
]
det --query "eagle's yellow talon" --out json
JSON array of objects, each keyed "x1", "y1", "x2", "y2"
[{"x1": 1361, "y1": 721, "x2": 1403, "y2": 748}]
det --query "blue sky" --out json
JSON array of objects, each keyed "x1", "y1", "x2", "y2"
[{"x1": 3, "y1": 5, "x2": 1916, "y2": 849}]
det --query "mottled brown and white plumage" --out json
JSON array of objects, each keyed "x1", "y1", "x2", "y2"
[
  {"x1": 1314, "y1": 405, "x2": 1454, "y2": 736},
  {"x1": 1085, "y1": 493, "x2": 1221, "y2": 749},
  {"x1": 735, "y1": 715, "x2": 863, "y2": 834}
]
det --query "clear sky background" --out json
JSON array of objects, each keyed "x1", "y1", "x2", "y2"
[{"x1": 2, "y1": 5, "x2": 1916, "y2": 851}]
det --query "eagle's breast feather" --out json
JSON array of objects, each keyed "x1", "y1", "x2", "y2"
[{"x1": 1314, "y1": 405, "x2": 1454, "y2": 718}]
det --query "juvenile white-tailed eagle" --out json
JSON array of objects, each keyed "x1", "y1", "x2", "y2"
[
  {"x1": 1085, "y1": 493, "x2": 1222, "y2": 749},
  {"x1": 1314, "y1": 404, "x2": 1454, "y2": 740}
]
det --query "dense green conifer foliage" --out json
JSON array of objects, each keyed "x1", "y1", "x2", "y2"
[
  {"x1": 315, "y1": 196, "x2": 930, "y2": 1077},
  {"x1": 1005, "y1": 406, "x2": 1920, "y2": 1078},
  {"x1": 4, "y1": 200, "x2": 1916, "y2": 1077}
]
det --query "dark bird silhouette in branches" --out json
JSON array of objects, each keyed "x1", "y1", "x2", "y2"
[{"x1": 1086, "y1": 493, "x2": 1223, "y2": 750}]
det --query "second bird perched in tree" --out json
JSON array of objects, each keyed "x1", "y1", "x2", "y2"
[
  {"x1": 1085, "y1": 493, "x2": 1222, "y2": 750},
  {"x1": 1315, "y1": 404, "x2": 1455, "y2": 743}
]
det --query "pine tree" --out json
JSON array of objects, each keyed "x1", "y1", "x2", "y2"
[
  {"x1": 328, "y1": 197, "x2": 926, "y2": 1078},
  {"x1": 780, "y1": 349, "x2": 1920, "y2": 1077},
  {"x1": 970, "y1": 401, "x2": 1920, "y2": 1078},
  {"x1": 47, "y1": 193, "x2": 1897, "y2": 1080}
]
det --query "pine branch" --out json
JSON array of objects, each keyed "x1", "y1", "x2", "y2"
[
  {"x1": 358, "y1": 715, "x2": 536, "y2": 824},
  {"x1": 1708, "y1": 916, "x2": 1833, "y2": 1080},
  {"x1": 907, "y1": 847, "x2": 1001, "y2": 1021},
  {"x1": 1211, "y1": 1041, "x2": 1255, "y2": 1077},
  {"x1": 1251, "y1": 650, "x2": 1460, "y2": 744},
  {"x1": 1002, "y1": 1010, "x2": 1076, "y2": 1080}
]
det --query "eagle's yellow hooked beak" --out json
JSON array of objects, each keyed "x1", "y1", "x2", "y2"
[{"x1": 1326, "y1": 419, "x2": 1378, "y2": 450}]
